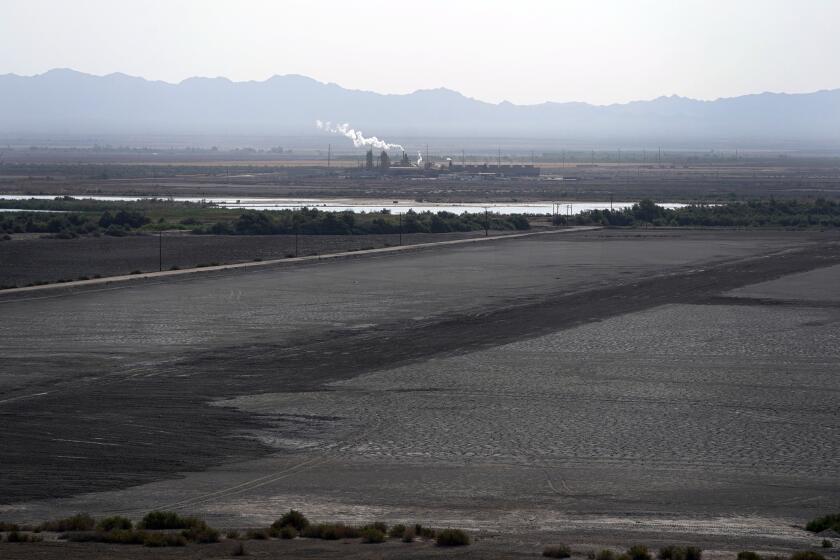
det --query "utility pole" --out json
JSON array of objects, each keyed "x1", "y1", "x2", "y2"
[
  {"x1": 484, "y1": 207, "x2": 489, "y2": 237},
  {"x1": 399, "y1": 212, "x2": 402, "y2": 245},
  {"x1": 327, "y1": 144, "x2": 331, "y2": 168},
  {"x1": 462, "y1": 149, "x2": 466, "y2": 168},
  {"x1": 158, "y1": 230, "x2": 162, "y2": 272},
  {"x1": 294, "y1": 213, "x2": 299, "y2": 257},
  {"x1": 497, "y1": 147, "x2": 502, "y2": 168}
]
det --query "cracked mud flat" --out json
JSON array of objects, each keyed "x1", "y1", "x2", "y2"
[{"x1": 2, "y1": 229, "x2": 840, "y2": 557}]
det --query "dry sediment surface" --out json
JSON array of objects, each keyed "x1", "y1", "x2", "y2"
[{"x1": 1, "y1": 229, "x2": 840, "y2": 557}]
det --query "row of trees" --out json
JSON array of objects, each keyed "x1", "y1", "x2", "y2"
[
  {"x1": 0, "y1": 209, "x2": 150, "y2": 237},
  {"x1": 556, "y1": 199, "x2": 840, "y2": 228},
  {"x1": 197, "y1": 208, "x2": 530, "y2": 235}
]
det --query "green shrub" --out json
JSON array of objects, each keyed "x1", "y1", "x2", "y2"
[
  {"x1": 67, "y1": 529, "x2": 145, "y2": 545},
  {"x1": 685, "y1": 546, "x2": 702, "y2": 560},
  {"x1": 6, "y1": 531, "x2": 43, "y2": 543},
  {"x1": 435, "y1": 528, "x2": 470, "y2": 547},
  {"x1": 597, "y1": 550, "x2": 617, "y2": 560},
  {"x1": 39, "y1": 513, "x2": 95, "y2": 532},
  {"x1": 737, "y1": 552, "x2": 762, "y2": 560},
  {"x1": 245, "y1": 529, "x2": 269, "y2": 540},
  {"x1": 414, "y1": 523, "x2": 436, "y2": 539},
  {"x1": 301, "y1": 523, "x2": 360, "y2": 540},
  {"x1": 278, "y1": 526, "x2": 298, "y2": 539},
  {"x1": 543, "y1": 544, "x2": 572, "y2": 558},
  {"x1": 360, "y1": 527, "x2": 386, "y2": 543},
  {"x1": 628, "y1": 545, "x2": 652, "y2": 560},
  {"x1": 138, "y1": 511, "x2": 200, "y2": 530},
  {"x1": 388, "y1": 524, "x2": 407, "y2": 538},
  {"x1": 790, "y1": 552, "x2": 825, "y2": 560},
  {"x1": 271, "y1": 510, "x2": 309, "y2": 531},
  {"x1": 660, "y1": 546, "x2": 685, "y2": 560},
  {"x1": 361, "y1": 522, "x2": 388, "y2": 534},
  {"x1": 142, "y1": 532, "x2": 187, "y2": 547},
  {"x1": 101, "y1": 530, "x2": 146, "y2": 545},
  {"x1": 96, "y1": 516, "x2": 133, "y2": 532},
  {"x1": 181, "y1": 523, "x2": 220, "y2": 543},
  {"x1": 806, "y1": 514, "x2": 840, "y2": 534}
]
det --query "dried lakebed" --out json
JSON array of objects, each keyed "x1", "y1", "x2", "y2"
[{"x1": 1, "y1": 230, "x2": 839, "y2": 552}]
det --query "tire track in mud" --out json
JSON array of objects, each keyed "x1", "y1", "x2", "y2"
[{"x1": 2, "y1": 241, "x2": 840, "y2": 504}]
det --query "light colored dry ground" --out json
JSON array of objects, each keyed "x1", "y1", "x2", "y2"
[
  {"x1": 726, "y1": 263, "x2": 840, "y2": 302},
  {"x1": 4, "y1": 301, "x2": 837, "y2": 551}
]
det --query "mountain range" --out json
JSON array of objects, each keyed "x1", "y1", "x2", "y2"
[{"x1": 1, "y1": 69, "x2": 839, "y2": 148}]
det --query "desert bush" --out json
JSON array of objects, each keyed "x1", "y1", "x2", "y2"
[
  {"x1": 301, "y1": 522, "x2": 360, "y2": 540},
  {"x1": 181, "y1": 523, "x2": 220, "y2": 544},
  {"x1": 103, "y1": 529, "x2": 146, "y2": 545},
  {"x1": 628, "y1": 545, "x2": 653, "y2": 560},
  {"x1": 96, "y1": 516, "x2": 133, "y2": 532},
  {"x1": 138, "y1": 511, "x2": 201, "y2": 530},
  {"x1": 402, "y1": 528, "x2": 416, "y2": 542},
  {"x1": 543, "y1": 544, "x2": 572, "y2": 558},
  {"x1": 68, "y1": 529, "x2": 145, "y2": 545},
  {"x1": 6, "y1": 531, "x2": 43, "y2": 543},
  {"x1": 226, "y1": 529, "x2": 239, "y2": 539},
  {"x1": 435, "y1": 528, "x2": 470, "y2": 547},
  {"x1": 737, "y1": 552, "x2": 762, "y2": 560},
  {"x1": 597, "y1": 549, "x2": 617, "y2": 560},
  {"x1": 806, "y1": 514, "x2": 840, "y2": 534},
  {"x1": 790, "y1": 552, "x2": 825, "y2": 560},
  {"x1": 142, "y1": 532, "x2": 187, "y2": 547},
  {"x1": 360, "y1": 527, "x2": 386, "y2": 543},
  {"x1": 361, "y1": 521, "x2": 388, "y2": 534},
  {"x1": 271, "y1": 509, "x2": 309, "y2": 531},
  {"x1": 685, "y1": 546, "x2": 702, "y2": 560},
  {"x1": 388, "y1": 523, "x2": 407, "y2": 538},
  {"x1": 660, "y1": 546, "x2": 685, "y2": 560},
  {"x1": 414, "y1": 523, "x2": 437, "y2": 539},
  {"x1": 39, "y1": 513, "x2": 95, "y2": 532},
  {"x1": 0, "y1": 522, "x2": 20, "y2": 531},
  {"x1": 821, "y1": 539, "x2": 833, "y2": 548},
  {"x1": 232, "y1": 540, "x2": 247, "y2": 556},
  {"x1": 245, "y1": 528, "x2": 269, "y2": 540},
  {"x1": 278, "y1": 526, "x2": 298, "y2": 539}
]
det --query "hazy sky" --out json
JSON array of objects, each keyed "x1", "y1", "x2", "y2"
[{"x1": 2, "y1": 0, "x2": 839, "y2": 105}]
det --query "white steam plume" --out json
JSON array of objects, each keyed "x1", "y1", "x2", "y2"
[
  {"x1": 417, "y1": 152, "x2": 423, "y2": 167},
  {"x1": 316, "y1": 120, "x2": 404, "y2": 152}
]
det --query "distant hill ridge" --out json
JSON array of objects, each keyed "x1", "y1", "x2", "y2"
[{"x1": 1, "y1": 68, "x2": 839, "y2": 147}]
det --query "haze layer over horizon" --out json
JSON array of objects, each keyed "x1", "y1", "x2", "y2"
[{"x1": 1, "y1": 0, "x2": 839, "y2": 106}]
